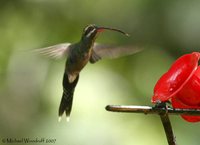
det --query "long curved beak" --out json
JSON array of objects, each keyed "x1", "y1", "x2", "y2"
[{"x1": 96, "y1": 26, "x2": 130, "y2": 36}]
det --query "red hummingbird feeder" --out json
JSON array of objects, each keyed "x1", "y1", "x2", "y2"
[{"x1": 152, "y1": 52, "x2": 200, "y2": 122}]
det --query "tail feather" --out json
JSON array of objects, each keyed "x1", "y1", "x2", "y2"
[{"x1": 58, "y1": 72, "x2": 79, "y2": 118}]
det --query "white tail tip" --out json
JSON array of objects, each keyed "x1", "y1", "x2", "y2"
[
  {"x1": 58, "y1": 117, "x2": 62, "y2": 122},
  {"x1": 66, "y1": 116, "x2": 70, "y2": 122}
]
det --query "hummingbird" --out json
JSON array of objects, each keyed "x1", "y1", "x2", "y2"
[{"x1": 36, "y1": 24, "x2": 141, "y2": 121}]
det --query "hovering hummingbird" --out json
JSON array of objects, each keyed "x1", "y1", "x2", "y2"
[{"x1": 37, "y1": 24, "x2": 141, "y2": 121}]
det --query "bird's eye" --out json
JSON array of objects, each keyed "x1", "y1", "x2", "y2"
[
  {"x1": 84, "y1": 27, "x2": 94, "y2": 35},
  {"x1": 83, "y1": 25, "x2": 97, "y2": 38}
]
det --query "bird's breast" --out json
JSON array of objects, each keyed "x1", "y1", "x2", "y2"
[{"x1": 66, "y1": 50, "x2": 92, "y2": 74}]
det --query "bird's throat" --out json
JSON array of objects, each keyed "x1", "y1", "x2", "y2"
[{"x1": 81, "y1": 38, "x2": 96, "y2": 53}]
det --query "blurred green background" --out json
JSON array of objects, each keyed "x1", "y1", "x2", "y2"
[{"x1": 1, "y1": 0, "x2": 200, "y2": 145}]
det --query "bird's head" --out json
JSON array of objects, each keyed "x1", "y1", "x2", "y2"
[{"x1": 81, "y1": 24, "x2": 129, "y2": 42}]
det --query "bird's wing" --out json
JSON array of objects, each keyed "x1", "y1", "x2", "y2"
[
  {"x1": 34, "y1": 43, "x2": 71, "y2": 59},
  {"x1": 90, "y1": 43, "x2": 142, "y2": 63}
]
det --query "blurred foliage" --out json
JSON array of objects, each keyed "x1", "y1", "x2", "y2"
[{"x1": 0, "y1": 0, "x2": 200, "y2": 145}]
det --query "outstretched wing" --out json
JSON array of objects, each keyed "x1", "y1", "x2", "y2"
[
  {"x1": 90, "y1": 43, "x2": 142, "y2": 63},
  {"x1": 34, "y1": 43, "x2": 71, "y2": 59}
]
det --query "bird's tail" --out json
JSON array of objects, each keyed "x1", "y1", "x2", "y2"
[{"x1": 58, "y1": 72, "x2": 79, "y2": 121}]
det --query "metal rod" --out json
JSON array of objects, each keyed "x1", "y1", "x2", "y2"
[
  {"x1": 160, "y1": 113, "x2": 177, "y2": 145},
  {"x1": 106, "y1": 105, "x2": 200, "y2": 116},
  {"x1": 157, "y1": 103, "x2": 177, "y2": 145}
]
